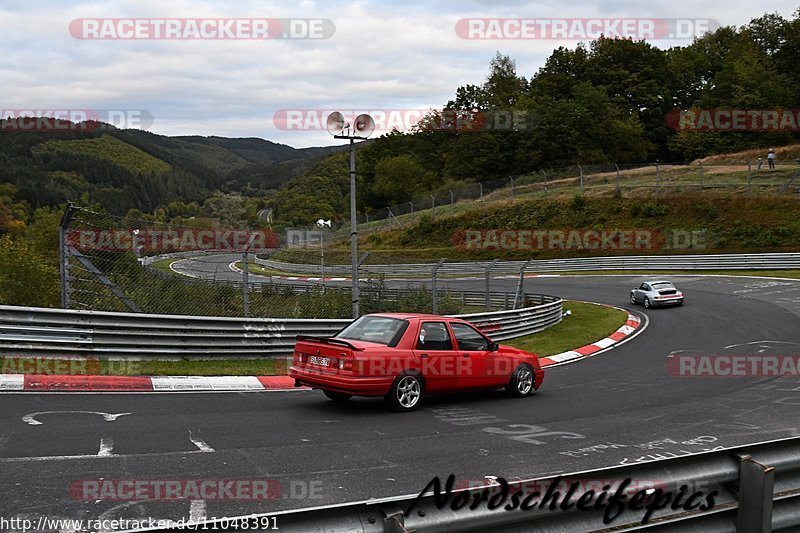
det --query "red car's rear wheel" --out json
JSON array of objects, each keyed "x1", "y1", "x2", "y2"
[
  {"x1": 386, "y1": 374, "x2": 423, "y2": 412},
  {"x1": 323, "y1": 390, "x2": 353, "y2": 402}
]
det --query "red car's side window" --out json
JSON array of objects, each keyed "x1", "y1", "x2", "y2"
[
  {"x1": 416, "y1": 322, "x2": 453, "y2": 350},
  {"x1": 450, "y1": 322, "x2": 490, "y2": 351}
]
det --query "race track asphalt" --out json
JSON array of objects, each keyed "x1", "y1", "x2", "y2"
[{"x1": 2, "y1": 266, "x2": 799, "y2": 528}]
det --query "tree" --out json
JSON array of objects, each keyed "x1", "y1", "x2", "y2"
[{"x1": 372, "y1": 155, "x2": 425, "y2": 205}]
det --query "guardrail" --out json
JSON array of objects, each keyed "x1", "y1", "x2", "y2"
[
  {"x1": 256, "y1": 252, "x2": 800, "y2": 276},
  {"x1": 162, "y1": 435, "x2": 800, "y2": 532},
  {"x1": 142, "y1": 267, "x2": 527, "y2": 312},
  {"x1": 0, "y1": 295, "x2": 561, "y2": 358}
]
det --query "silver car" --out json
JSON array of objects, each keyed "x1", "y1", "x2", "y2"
[{"x1": 630, "y1": 280, "x2": 684, "y2": 308}]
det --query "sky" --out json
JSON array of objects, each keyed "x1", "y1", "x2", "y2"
[{"x1": 2, "y1": 1, "x2": 797, "y2": 148}]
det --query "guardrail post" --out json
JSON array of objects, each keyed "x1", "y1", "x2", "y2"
[
  {"x1": 736, "y1": 453, "x2": 774, "y2": 533},
  {"x1": 514, "y1": 259, "x2": 534, "y2": 308},
  {"x1": 485, "y1": 259, "x2": 499, "y2": 311},
  {"x1": 59, "y1": 203, "x2": 75, "y2": 309},
  {"x1": 431, "y1": 258, "x2": 445, "y2": 314}
]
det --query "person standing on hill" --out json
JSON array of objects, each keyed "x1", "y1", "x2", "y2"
[{"x1": 767, "y1": 149, "x2": 776, "y2": 169}]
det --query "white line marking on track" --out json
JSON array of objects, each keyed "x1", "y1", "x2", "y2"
[
  {"x1": 21, "y1": 411, "x2": 131, "y2": 425},
  {"x1": 724, "y1": 340, "x2": 800, "y2": 349},
  {"x1": 189, "y1": 431, "x2": 215, "y2": 452},
  {"x1": 189, "y1": 500, "x2": 207, "y2": 522},
  {"x1": 98, "y1": 437, "x2": 114, "y2": 457}
]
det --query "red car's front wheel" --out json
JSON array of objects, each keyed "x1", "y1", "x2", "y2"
[{"x1": 506, "y1": 364, "x2": 535, "y2": 397}]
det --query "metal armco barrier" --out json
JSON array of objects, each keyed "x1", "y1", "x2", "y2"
[
  {"x1": 256, "y1": 252, "x2": 800, "y2": 276},
  {"x1": 0, "y1": 295, "x2": 561, "y2": 358},
  {"x1": 159, "y1": 436, "x2": 800, "y2": 533}
]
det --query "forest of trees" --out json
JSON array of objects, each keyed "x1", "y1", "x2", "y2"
[{"x1": 273, "y1": 11, "x2": 800, "y2": 224}]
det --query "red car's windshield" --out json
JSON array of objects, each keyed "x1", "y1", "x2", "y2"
[{"x1": 336, "y1": 316, "x2": 409, "y2": 346}]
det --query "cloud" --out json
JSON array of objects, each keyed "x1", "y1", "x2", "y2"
[{"x1": 1, "y1": 0, "x2": 797, "y2": 147}]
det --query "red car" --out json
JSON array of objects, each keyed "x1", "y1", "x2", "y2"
[{"x1": 289, "y1": 313, "x2": 544, "y2": 412}]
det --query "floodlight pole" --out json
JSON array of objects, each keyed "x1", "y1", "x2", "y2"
[
  {"x1": 330, "y1": 112, "x2": 373, "y2": 319},
  {"x1": 348, "y1": 138, "x2": 358, "y2": 317}
]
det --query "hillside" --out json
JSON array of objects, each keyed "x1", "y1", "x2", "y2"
[
  {"x1": 0, "y1": 122, "x2": 346, "y2": 215},
  {"x1": 301, "y1": 193, "x2": 800, "y2": 262}
]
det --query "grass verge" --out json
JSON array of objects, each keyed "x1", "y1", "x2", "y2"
[{"x1": 505, "y1": 300, "x2": 628, "y2": 357}]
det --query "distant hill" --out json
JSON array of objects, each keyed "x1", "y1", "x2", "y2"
[{"x1": 0, "y1": 120, "x2": 347, "y2": 215}]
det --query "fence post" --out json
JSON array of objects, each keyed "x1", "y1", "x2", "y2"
[
  {"x1": 541, "y1": 170, "x2": 547, "y2": 196},
  {"x1": 514, "y1": 259, "x2": 533, "y2": 308},
  {"x1": 450, "y1": 190, "x2": 454, "y2": 211},
  {"x1": 430, "y1": 194, "x2": 435, "y2": 217},
  {"x1": 578, "y1": 164, "x2": 583, "y2": 192},
  {"x1": 242, "y1": 250, "x2": 250, "y2": 318},
  {"x1": 365, "y1": 213, "x2": 369, "y2": 224},
  {"x1": 409, "y1": 202, "x2": 414, "y2": 215},
  {"x1": 479, "y1": 182, "x2": 483, "y2": 202},
  {"x1": 747, "y1": 160, "x2": 752, "y2": 194},
  {"x1": 431, "y1": 258, "x2": 446, "y2": 314},
  {"x1": 510, "y1": 177, "x2": 515, "y2": 200},
  {"x1": 699, "y1": 162, "x2": 704, "y2": 190},
  {"x1": 615, "y1": 163, "x2": 621, "y2": 195},
  {"x1": 485, "y1": 259, "x2": 499, "y2": 311},
  {"x1": 59, "y1": 203, "x2": 75, "y2": 309},
  {"x1": 656, "y1": 161, "x2": 661, "y2": 194}
]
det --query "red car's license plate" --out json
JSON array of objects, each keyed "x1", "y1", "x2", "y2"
[{"x1": 309, "y1": 356, "x2": 330, "y2": 367}]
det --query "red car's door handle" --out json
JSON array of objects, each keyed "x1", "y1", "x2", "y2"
[
  {"x1": 420, "y1": 354, "x2": 428, "y2": 358},
  {"x1": 461, "y1": 353, "x2": 470, "y2": 358}
]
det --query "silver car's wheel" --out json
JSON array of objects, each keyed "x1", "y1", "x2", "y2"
[
  {"x1": 644, "y1": 297, "x2": 651, "y2": 309},
  {"x1": 630, "y1": 293, "x2": 636, "y2": 304},
  {"x1": 506, "y1": 364, "x2": 534, "y2": 397},
  {"x1": 387, "y1": 374, "x2": 422, "y2": 412}
]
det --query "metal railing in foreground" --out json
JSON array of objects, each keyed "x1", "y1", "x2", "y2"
[
  {"x1": 140, "y1": 436, "x2": 799, "y2": 533},
  {"x1": 0, "y1": 295, "x2": 561, "y2": 358}
]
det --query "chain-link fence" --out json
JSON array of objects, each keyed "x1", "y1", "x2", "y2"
[
  {"x1": 356, "y1": 160, "x2": 800, "y2": 230},
  {"x1": 59, "y1": 205, "x2": 522, "y2": 319}
]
